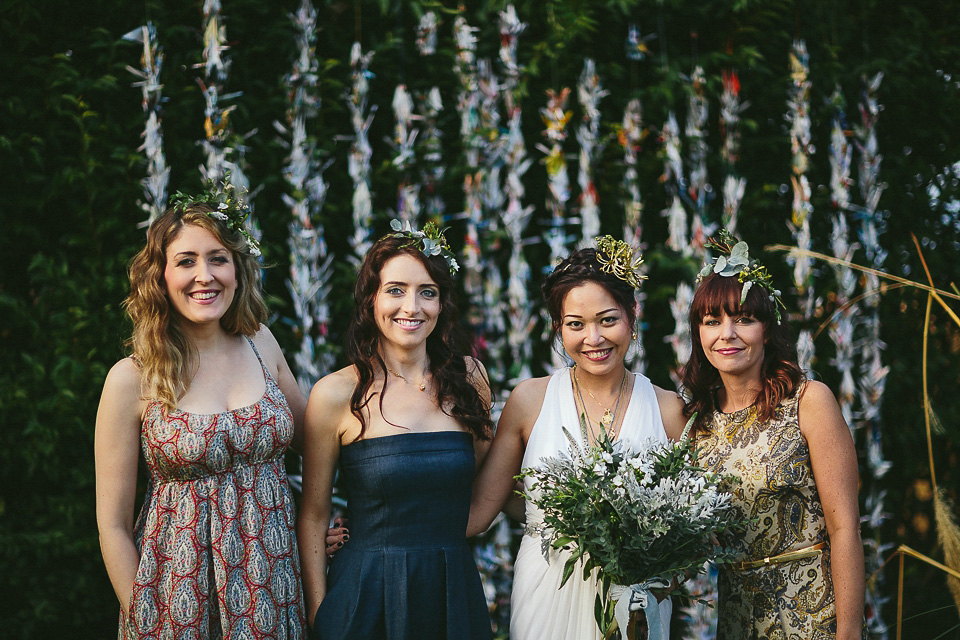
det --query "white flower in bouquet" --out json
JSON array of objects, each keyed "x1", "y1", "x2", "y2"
[{"x1": 518, "y1": 419, "x2": 747, "y2": 639}]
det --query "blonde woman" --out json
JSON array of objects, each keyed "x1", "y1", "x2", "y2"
[{"x1": 95, "y1": 190, "x2": 306, "y2": 639}]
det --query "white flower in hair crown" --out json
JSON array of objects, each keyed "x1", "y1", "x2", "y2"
[
  {"x1": 595, "y1": 235, "x2": 647, "y2": 289},
  {"x1": 698, "y1": 229, "x2": 785, "y2": 323},
  {"x1": 170, "y1": 178, "x2": 261, "y2": 257},
  {"x1": 388, "y1": 218, "x2": 460, "y2": 274}
]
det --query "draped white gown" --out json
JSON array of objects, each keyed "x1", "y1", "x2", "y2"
[{"x1": 510, "y1": 368, "x2": 673, "y2": 640}]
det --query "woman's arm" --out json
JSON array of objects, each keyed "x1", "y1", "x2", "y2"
[
  {"x1": 799, "y1": 380, "x2": 865, "y2": 640},
  {"x1": 94, "y1": 358, "x2": 145, "y2": 615},
  {"x1": 653, "y1": 385, "x2": 687, "y2": 441},
  {"x1": 297, "y1": 372, "x2": 347, "y2": 628},
  {"x1": 256, "y1": 325, "x2": 307, "y2": 453},
  {"x1": 466, "y1": 377, "x2": 545, "y2": 537}
]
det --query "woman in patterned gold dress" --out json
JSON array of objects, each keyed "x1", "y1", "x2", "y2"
[
  {"x1": 679, "y1": 234, "x2": 865, "y2": 640},
  {"x1": 95, "y1": 194, "x2": 307, "y2": 638}
]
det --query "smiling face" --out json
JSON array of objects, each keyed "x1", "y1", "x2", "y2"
[
  {"x1": 163, "y1": 224, "x2": 237, "y2": 328},
  {"x1": 373, "y1": 253, "x2": 441, "y2": 350},
  {"x1": 559, "y1": 282, "x2": 632, "y2": 377},
  {"x1": 698, "y1": 311, "x2": 767, "y2": 382}
]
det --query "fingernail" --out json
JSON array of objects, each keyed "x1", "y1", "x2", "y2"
[
  {"x1": 337, "y1": 541, "x2": 343, "y2": 547},
  {"x1": 343, "y1": 535, "x2": 350, "y2": 542}
]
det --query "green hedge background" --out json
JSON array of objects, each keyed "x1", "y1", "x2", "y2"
[{"x1": 1, "y1": 0, "x2": 958, "y2": 637}]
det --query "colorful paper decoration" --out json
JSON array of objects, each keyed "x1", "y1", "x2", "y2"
[{"x1": 122, "y1": 23, "x2": 169, "y2": 226}]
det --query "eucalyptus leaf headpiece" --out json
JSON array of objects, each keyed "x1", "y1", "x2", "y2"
[
  {"x1": 170, "y1": 178, "x2": 261, "y2": 257},
  {"x1": 595, "y1": 235, "x2": 646, "y2": 289},
  {"x1": 698, "y1": 229, "x2": 785, "y2": 323},
  {"x1": 387, "y1": 218, "x2": 460, "y2": 275}
]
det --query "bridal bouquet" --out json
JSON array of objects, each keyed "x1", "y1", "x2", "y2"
[{"x1": 519, "y1": 424, "x2": 746, "y2": 639}]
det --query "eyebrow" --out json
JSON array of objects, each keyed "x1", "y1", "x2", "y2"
[
  {"x1": 382, "y1": 280, "x2": 438, "y2": 288},
  {"x1": 563, "y1": 307, "x2": 619, "y2": 320},
  {"x1": 170, "y1": 248, "x2": 229, "y2": 259}
]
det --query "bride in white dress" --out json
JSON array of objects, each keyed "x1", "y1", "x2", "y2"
[{"x1": 467, "y1": 241, "x2": 686, "y2": 640}]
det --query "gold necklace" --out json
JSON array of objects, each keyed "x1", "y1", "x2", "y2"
[
  {"x1": 387, "y1": 367, "x2": 427, "y2": 392},
  {"x1": 573, "y1": 366, "x2": 628, "y2": 430}
]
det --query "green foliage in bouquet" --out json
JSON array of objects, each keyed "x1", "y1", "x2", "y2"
[{"x1": 519, "y1": 419, "x2": 749, "y2": 635}]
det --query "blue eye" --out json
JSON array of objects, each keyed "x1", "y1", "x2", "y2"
[{"x1": 421, "y1": 288, "x2": 439, "y2": 299}]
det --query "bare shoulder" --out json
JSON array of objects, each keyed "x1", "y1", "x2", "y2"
[
  {"x1": 309, "y1": 365, "x2": 358, "y2": 404},
  {"x1": 651, "y1": 384, "x2": 687, "y2": 440},
  {"x1": 798, "y1": 379, "x2": 838, "y2": 407},
  {"x1": 797, "y1": 379, "x2": 846, "y2": 437},
  {"x1": 98, "y1": 357, "x2": 147, "y2": 428},
  {"x1": 102, "y1": 357, "x2": 142, "y2": 397},
  {"x1": 252, "y1": 324, "x2": 284, "y2": 363},
  {"x1": 464, "y1": 355, "x2": 489, "y2": 382},
  {"x1": 501, "y1": 375, "x2": 550, "y2": 428}
]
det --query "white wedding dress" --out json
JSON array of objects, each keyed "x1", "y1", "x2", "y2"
[{"x1": 511, "y1": 368, "x2": 673, "y2": 640}]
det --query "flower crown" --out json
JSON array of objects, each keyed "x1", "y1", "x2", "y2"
[
  {"x1": 386, "y1": 219, "x2": 460, "y2": 275},
  {"x1": 170, "y1": 178, "x2": 261, "y2": 257},
  {"x1": 698, "y1": 229, "x2": 785, "y2": 323},
  {"x1": 595, "y1": 235, "x2": 646, "y2": 289}
]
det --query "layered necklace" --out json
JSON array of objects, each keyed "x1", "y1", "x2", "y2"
[{"x1": 573, "y1": 364, "x2": 628, "y2": 441}]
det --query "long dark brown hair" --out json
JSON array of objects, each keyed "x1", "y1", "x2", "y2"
[
  {"x1": 541, "y1": 248, "x2": 639, "y2": 339},
  {"x1": 345, "y1": 234, "x2": 492, "y2": 441},
  {"x1": 680, "y1": 273, "x2": 804, "y2": 433}
]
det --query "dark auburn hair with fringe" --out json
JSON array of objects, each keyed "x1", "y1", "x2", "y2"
[
  {"x1": 680, "y1": 273, "x2": 804, "y2": 433},
  {"x1": 345, "y1": 234, "x2": 492, "y2": 441},
  {"x1": 541, "y1": 248, "x2": 638, "y2": 338}
]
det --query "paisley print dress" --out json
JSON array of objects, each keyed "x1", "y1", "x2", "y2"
[
  {"x1": 693, "y1": 383, "x2": 861, "y2": 640},
  {"x1": 120, "y1": 338, "x2": 304, "y2": 639}
]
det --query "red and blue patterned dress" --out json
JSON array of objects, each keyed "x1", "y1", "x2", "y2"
[{"x1": 120, "y1": 338, "x2": 304, "y2": 639}]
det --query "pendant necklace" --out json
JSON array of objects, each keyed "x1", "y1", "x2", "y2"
[
  {"x1": 575, "y1": 365, "x2": 627, "y2": 428},
  {"x1": 573, "y1": 365, "x2": 628, "y2": 440},
  {"x1": 386, "y1": 367, "x2": 428, "y2": 392}
]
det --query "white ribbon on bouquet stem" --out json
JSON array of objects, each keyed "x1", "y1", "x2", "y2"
[{"x1": 609, "y1": 577, "x2": 671, "y2": 640}]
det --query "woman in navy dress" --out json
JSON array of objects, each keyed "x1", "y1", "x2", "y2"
[{"x1": 297, "y1": 222, "x2": 494, "y2": 640}]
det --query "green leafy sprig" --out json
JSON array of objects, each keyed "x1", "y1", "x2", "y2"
[
  {"x1": 170, "y1": 178, "x2": 261, "y2": 257},
  {"x1": 699, "y1": 229, "x2": 784, "y2": 323},
  {"x1": 387, "y1": 218, "x2": 459, "y2": 274}
]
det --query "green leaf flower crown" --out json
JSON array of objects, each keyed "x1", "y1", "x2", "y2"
[
  {"x1": 170, "y1": 178, "x2": 261, "y2": 257},
  {"x1": 698, "y1": 229, "x2": 785, "y2": 323},
  {"x1": 595, "y1": 235, "x2": 647, "y2": 290},
  {"x1": 387, "y1": 218, "x2": 460, "y2": 275}
]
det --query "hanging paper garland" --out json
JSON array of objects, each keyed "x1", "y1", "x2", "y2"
[
  {"x1": 476, "y1": 57, "x2": 508, "y2": 388},
  {"x1": 720, "y1": 68, "x2": 747, "y2": 235},
  {"x1": 122, "y1": 22, "x2": 169, "y2": 226},
  {"x1": 686, "y1": 65, "x2": 714, "y2": 257},
  {"x1": 660, "y1": 112, "x2": 689, "y2": 256},
  {"x1": 499, "y1": 5, "x2": 535, "y2": 387},
  {"x1": 785, "y1": 40, "x2": 815, "y2": 371},
  {"x1": 855, "y1": 71, "x2": 892, "y2": 640},
  {"x1": 619, "y1": 98, "x2": 647, "y2": 373},
  {"x1": 576, "y1": 58, "x2": 608, "y2": 245},
  {"x1": 279, "y1": 0, "x2": 334, "y2": 400},
  {"x1": 390, "y1": 83, "x2": 420, "y2": 224},
  {"x1": 345, "y1": 42, "x2": 376, "y2": 264},
  {"x1": 453, "y1": 15, "x2": 485, "y2": 328},
  {"x1": 827, "y1": 87, "x2": 857, "y2": 428},
  {"x1": 538, "y1": 87, "x2": 574, "y2": 371},
  {"x1": 416, "y1": 11, "x2": 438, "y2": 57}
]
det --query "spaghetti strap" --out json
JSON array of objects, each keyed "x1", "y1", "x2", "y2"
[{"x1": 244, "y1": 335, "x2": 270, "y2": 377}]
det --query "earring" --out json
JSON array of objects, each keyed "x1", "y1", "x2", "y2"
[{"x1": 632, "y1": 331, "x2": 637, "y2": 341}]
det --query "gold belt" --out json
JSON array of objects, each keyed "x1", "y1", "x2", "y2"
[{"x1": 731, "y1": 541, "x2": 826, "y2": 571}]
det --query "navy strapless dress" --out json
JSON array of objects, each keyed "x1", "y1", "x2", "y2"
[{"x1": 312, "y1": 431, "x2": 493, "y2": 640}]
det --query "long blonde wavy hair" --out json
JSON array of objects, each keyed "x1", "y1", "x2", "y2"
[{"x1": 123, "y1": 204, "x2": 267, "y2": 410}]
